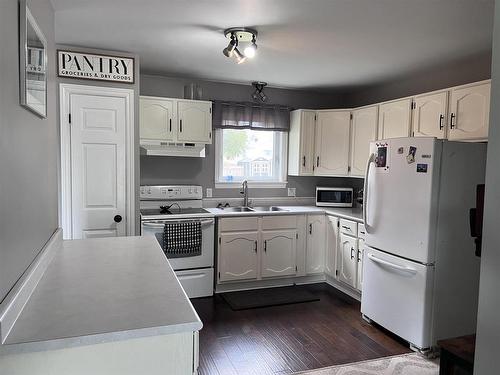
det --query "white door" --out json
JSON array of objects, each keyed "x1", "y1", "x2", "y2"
[
  {"x1": 350, "y1": 106, "x2": 378, "y2": 176},
  {"x1": 299, "y1": 111, "x2": 316, "y2": 175},
  {"x1": 306, "y1": 214, "x2": 326, "y2": 274},
  {"x1": 412, "y1": 91, "x2": 448, "y2": 139},
  {"x1": 69, "y1": 92, "x2": 129, "y2": 239},
  {"x1": 218, "y1": 232, "x2": 258, "y2": 282},
  {"x1": 177, "y1": 100, "x2": 212, "y2": 143},
  {"x1": 448, "y1": 82, "x2": 491, "y2": 141},
  {"x1": 140, "y1": 97, "x2": 175, "y2": 142},
  {"x1": 325, "y1": 216, "x2": 339, "y2": 278},
  {"x1": 357, "y1": 239, "x2": 365, "y2": 291},
  {"x1": 314, "y1": 111, "x2": 350, "y2": 176},
  {"x1": 338, "y1": 233, "x2": 357, "y2": 288},
  {"x1": 361, "y1": 247, "x2": 434, "y2": 349},
  {"x1": 378, "y1": 99, "x2": 412, "y2": 140},
  {"x1": 261, "y1": 230, "x2": 297, "y2": 278}
]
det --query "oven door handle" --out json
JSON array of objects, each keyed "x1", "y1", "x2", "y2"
[{"x1": 142, "y1": 219, "x2": 215, "y2": 228}]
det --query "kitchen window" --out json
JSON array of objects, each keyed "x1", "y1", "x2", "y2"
[
  {"x1": 213, "y1": 100, "x2": 291, "y2": 188},
  {"x1": 215, "y1": 128, "x2": 288, "y2": 188}
]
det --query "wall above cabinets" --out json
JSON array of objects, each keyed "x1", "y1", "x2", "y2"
[{"x1": 288, "y1": 79, "x2": 490, "y2": 179}]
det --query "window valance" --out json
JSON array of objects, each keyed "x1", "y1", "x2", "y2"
[{"x1": 212, "y1": 101, "x2": 291, "y2": 131}]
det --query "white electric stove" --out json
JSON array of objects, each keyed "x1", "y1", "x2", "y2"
[{"x1": 140, "y1": 185, "x2": 214, "y2": 298}]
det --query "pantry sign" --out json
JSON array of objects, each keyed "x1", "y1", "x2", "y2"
[{"x1": 57, "y1": 50, "x2": 135, "y2": 83}]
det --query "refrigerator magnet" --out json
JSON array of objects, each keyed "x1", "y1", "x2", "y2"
[
  {"x1": 406, "y1": 146, "x2": 416, "y2": 164},
  {"x1": 417, "y1": 163, "x2": 428, "y2": 173}
]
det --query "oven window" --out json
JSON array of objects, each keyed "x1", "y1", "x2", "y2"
[{"x1": 317, "y1": 190, "x2": 352, "y2": 204}]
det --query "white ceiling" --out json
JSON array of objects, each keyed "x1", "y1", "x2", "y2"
[{"x1": 50, "y1": 0, "x2": 494, "y2": 90}]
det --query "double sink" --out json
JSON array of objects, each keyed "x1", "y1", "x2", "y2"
[{"x1": 220, "y1": 206, "x2": 288, "y2": 213}]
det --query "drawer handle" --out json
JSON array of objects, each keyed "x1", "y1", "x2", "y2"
[
  {"x1": 342, "y1": 225, "x2": 352, "y2": 231},
  {"x1": 367, "y1": 254, "x2": 417, "y2": 275},
  {"x1": 177, "y1": 273, "x2": 206, "y2": 280}
]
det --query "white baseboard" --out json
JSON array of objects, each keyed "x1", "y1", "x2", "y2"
[
  {"x1": 0, "y1": 228, "x2": 62, "y2": 344},
  {"x1": 215, "y1": 274, "x2": 326, "y2": 293},
  {"x1": 325, "y1": 274, "x2": 361, "y2": 301}
]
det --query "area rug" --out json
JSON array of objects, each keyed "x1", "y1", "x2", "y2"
[
  {"x1": 221, "y1": 286, "x2": 319, "y2": 310},
  {"x1": 294, "y1": 353, "x2": 439, "y2": 375}
]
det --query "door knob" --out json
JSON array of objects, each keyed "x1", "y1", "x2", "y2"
[{"x1": 114, "y1": 215, "x2": 122, "y2": 223}]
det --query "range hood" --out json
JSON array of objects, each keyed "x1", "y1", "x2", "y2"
[{"x1": 140, "y1": 142, "x2": 206, "y2": 157}]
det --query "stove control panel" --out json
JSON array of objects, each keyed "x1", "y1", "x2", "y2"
[{"x1": 140, "y1": 185, "x2": 203, "y2": 200}]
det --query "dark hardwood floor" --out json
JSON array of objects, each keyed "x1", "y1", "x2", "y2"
[{"x1": 191, "y1": 283, "x2": 411, "y2": 375}]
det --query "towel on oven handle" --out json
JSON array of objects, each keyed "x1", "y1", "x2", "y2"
[{"x1": 163, "y1": 221, "x2": 202, "y2": 258}]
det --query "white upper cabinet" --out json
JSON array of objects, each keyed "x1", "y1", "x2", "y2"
[
  {"x1": 314, "y1": 110, "x2": 351, "y2": 176},
  {"x1": 350, "y1": 106, "x2": 378, "y2": 177},
  {"x1": 140, "y1": 97, "x2": 175, "y2": 142},
  {"x1": 448, "y1": 82, "x2": 491, "y2": 141},
  {"x1": 288, "y1": 110, "x2": 316, "y2": 176},
  {"x1": 306, "y1": 214, "x2": 326, "y2": 274},
  {"x1": 261, "y1": 230, "x2": 297, "y2": 278},
  {"x1": 412, "y1": 91, "x2": 448, "y2": 139},
  {"x1": 325, "y1": 215, "x2": 339, "y2": 278},
  {"x1": 140, "y1": 96, "x2": 212, "y2": 145},
  {"x1": 338, "y1": 233, "x2": 357, "y2": 288},
  {"x1": 378, "y1": 98, "x2": 412, "y2": 140},
  {"x1": 177, "y1": 100, "x2": 212, "y2": 143}
]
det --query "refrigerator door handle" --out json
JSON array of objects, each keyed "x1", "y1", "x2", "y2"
[
  {"x1": 363, "y1": 153, "x2": 376, "y2": 233},
  {"x1": 367, "y1": 253, "x2": 418, "y2": 275}
]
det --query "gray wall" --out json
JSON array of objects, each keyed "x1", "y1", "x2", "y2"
[
  {"x1": 0, "y1": 0, "x2": 58, "y2": 303},
  {"x1": 140, "y1": 74, "x2": 362, "y2": 198},
  {"x1": 56, "y1": 45, "x2": 141, "y2": 234},
  {"x1": 474, "y1": 1, "x2": 500, "y2": 373},
  {"x1": 345, "y1": 51, "x2": 492, "y2": 107}
]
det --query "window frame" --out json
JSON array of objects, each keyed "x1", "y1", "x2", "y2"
[{"x1": 214, "y1": 128, "x2": 288, "y2": 189}]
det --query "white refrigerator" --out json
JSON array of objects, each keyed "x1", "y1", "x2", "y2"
[{"x1": 361, "y1": 137, "x2": 486, "y2": 351}]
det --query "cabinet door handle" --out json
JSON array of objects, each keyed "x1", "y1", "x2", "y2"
[
  {"x1": 254, "y1": 240, "x2": 257, "y2": 252},
  {"x1": 309, "y1": 223, "x2": 313, "y2": 235},
  {"x1": 180, "y1": 119, "x2": 183, "y2": 132},
  {"x1": 169, "y1": 118, "x2": 172, "y2": 132},
  {"x1": 316, "y1": 156, "x2": 320, "y2": 167},
  {"x1": 302, "y1": 156, "x2": 306, "y2": 167},
  {"x1": 350, "y1": 247, "x2": 355, "y2": 260},
  {"x1": 357, "y1": 250, "x2": 361, "y2": 262},
  {"x1": 264, "y1": 240, "x2": 267, "y2": 252},
  {"x1": 450, "y1": 113, "x2": 456, "y2": 129},
  {"x1": 439, "y1": 114, "x2": 444, "y2": 130}
]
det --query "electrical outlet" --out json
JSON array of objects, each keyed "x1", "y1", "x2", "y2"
[
  {"x1": 206, "y1": 188, "x2": 213, "y2": 198},
  {"x1": 287, "y1": 188, "x2": 296, "y2": 197}
]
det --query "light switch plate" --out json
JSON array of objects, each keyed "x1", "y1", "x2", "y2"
[
  {"x1": 287, "y1": 188, "x2": 296, "y2": 197},
  {"x1": 206, "y1": 188, "x2": 213, "y2": 198}
]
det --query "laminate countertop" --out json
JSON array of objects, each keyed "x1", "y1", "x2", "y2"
[
  {"x1": 0, "y1": 236, "x2": 202, "y2": 355},
  {"x1": 206, "y1": 206, "x2": 364, "y2": 223}
]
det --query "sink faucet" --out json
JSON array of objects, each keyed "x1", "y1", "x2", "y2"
[{"x1": 241, "y1": 180, "x2": 249, "y2": 207}]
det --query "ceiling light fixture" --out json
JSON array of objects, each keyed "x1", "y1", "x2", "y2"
[
  {"x1": 251, "y1": 81, "x2": 268, "y2": 102},
  {"x1": 223, "y1": 28, "x2": 258, "y2": 64}
]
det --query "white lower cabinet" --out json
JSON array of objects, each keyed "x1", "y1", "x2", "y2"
[
  {"x1": 261, "y1": 230, "x2": 297, "y2": 278},
  {"x1": 306, "y1": 214, "x2": 326, "y2": 274},
  {"x1": 218, "y1": 232, "x2": 258, "y2": 282},
  {"x1": 338, "y1": 233, "x2": 358, "y2": 288},
  {"x1": 325, "y1": 215, "x2": 339, "y2": 277},
  {"x1": 357, "y1": 239, "x2": 365, "y2": 291}
]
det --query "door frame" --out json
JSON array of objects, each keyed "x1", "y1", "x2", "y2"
[{"x1": 59, "y1": 83, "x2": 135, "y2": 239}]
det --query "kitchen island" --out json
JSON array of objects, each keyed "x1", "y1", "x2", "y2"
[{"x1": 0, "y1": 235, "x2": 201, "y2": 375}]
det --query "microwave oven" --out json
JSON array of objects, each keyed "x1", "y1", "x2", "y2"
[{"x1": 316, "y1": 187, "x2": 353, "y2": 207}]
